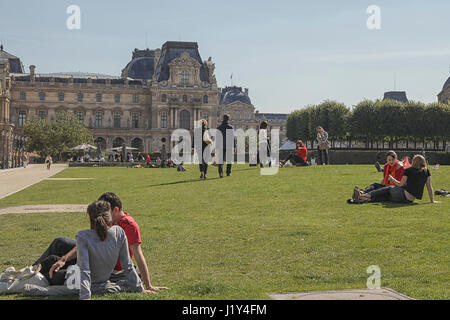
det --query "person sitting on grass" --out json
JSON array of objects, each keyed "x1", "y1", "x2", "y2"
[
  {"x1": 352, "y1": 150, "x2": 404, "y2": 201},
  {"x1": 351, "y1": 155, "x2": 439, "y2": 204},
  {"x1": 76, "y1": 200, "x2": 145, "y2": 299},
  {"x1": 280, "y1": 140, "x2": 309, "y2": 166},
  {"x1": 33, "y1": 192, "x2": 168, "y2": 294}
]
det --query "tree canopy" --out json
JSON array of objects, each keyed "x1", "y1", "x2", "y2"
[{"x1": 23, "y1": 111, "x2": 94, "y2": 159}]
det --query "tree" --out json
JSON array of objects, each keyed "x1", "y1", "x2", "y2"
[{"x1": 23, "y1": 111, "x2": 94, "y2": 160}]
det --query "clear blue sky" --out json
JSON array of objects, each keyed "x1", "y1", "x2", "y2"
[{"x1": 1, "y1": 0, "x2": 449, "y2": 113}]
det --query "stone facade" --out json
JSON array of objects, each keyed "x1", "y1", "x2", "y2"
[
  {"x1": 218, "y1": 86, "x2": 287, "y2": 143},
  {"x1": 1, "y1": 41, "x2": 289, "y2": 163},
  {"x1": 4, "y1": 41, "x2": 220, "y2": 154}
]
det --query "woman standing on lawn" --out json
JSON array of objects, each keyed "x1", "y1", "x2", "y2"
[
  {"x1": 198, "y1": 119, "x2": 211, "y2": 179},
  {"x1": 316, "y1": 126, "x2": 330, "y2": 165},
  {"x1": 355, "y1": 155, "x2": 439, "y2": 204}
]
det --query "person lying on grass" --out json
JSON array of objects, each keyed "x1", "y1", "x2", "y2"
[
  {"x1": 33, "y1": 192, "x2": 168, "y2": 294},
  {"x1": 352, "y1": 150, "x2": 404, "y2": 202},
  {"x1": 351, "y1": 155, "x2": 439, "y2": 204}
]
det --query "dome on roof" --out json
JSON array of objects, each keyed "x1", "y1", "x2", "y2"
[
  {"x1": 123, "y1": 48, "x2": 155, "y2": 80},
  {"x1": 443, "y1": 76, "x2": 450, "y2": 90},
  {"x1": 220, "y1": 86, "x2": 252, "y2": 105}
]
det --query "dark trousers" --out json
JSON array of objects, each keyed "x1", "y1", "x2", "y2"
[
  {"x1": 199, "y1": 163, "x2": 208, "y2": 174},
  {"x1": 218, "y1": 149, "x2": 232, "y2": 175},
  {"x1": 363, "y1": 183, "x2": 385, "y2": 194},
  {"x1": 367, "y1": 186, "x2": 393, "y2": 202},
  {"x1": 284, "y1": 152, "x2": 308, "y2": 166},
  {"x1": 368, "y1": 186, "x2": 412, "y2": 203},
  {"x1": 318, "y1": 149, "x2": 329, "y2": 165},
  {"x1": 33, "y1": 237, "x2": 77, "y2": 285}
]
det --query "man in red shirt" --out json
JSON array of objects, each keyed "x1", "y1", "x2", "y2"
[
  {"x1": 280, "y1": 140, "x2": 309, "y2": 166},
  {"x1": 34, "y1": 193, "x2": 168, "y2": 294}
]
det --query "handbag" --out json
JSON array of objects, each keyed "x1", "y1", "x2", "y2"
[
  {"x1": 318, "y1": 141, "x2": 330, "y2": 150},
  {"x1": 203, "y1": 130, "x2": 212, "y2": 145}
]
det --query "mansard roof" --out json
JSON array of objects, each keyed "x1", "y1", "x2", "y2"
[
  {"x1": 0, "y1": 45, "x2": 24, "y2": 73},
  {"x1": 154, "y1": 41, "x2": 210, "y2": 82},
  {"x1": 383, "y1": 91, "x2": 408, "y2": 103},
  {"x1": 220, "y1": 86, "x2": 252, "y2": 105}
]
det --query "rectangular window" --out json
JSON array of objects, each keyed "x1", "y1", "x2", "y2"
[
  {"x1": 76, "y1": 111, "x2": 84, "y2": 125},
  {"x1": 38, "y1": 110, "x2": 46, "y2": 120},
  {"x1": 18, "y1": 111, "x2": 26, "y2": 127},
  {"x1": 133, "y1": 94, "x2": 139, "y2": 103},
  {"x1": 181, "y1": 71, "x2": 189, "y2": 85},
  {"x1": 39, "y1": 92, "x2": 45, "y2": 101},
  {"x1": 20, "y1": 91, "x2": 26, "y2": 100},
  {"x1": 96, "y1": 93, "x2": 102, "y2": 102},
  {"x1": 77, "y1": 93, "x2": 83, "y2": 102},
  {"x1": 58, "y1": 92, "x2": 64, "y2": 101},
  {"x1": 95, "y1": 112, "x2": 103, "y2": 128},
  {"x1": 114, "y1": 112, "x2": 121, "y2": 128},
  {"x1": 131, "y1": 112, "x2": 139, "y2": 128},
  {"x1": 160, "y1": 113, "x2": 167, "y2": 128},
  {"x1": 114, "y1": 94, "x2": 120, "y2": 103}
]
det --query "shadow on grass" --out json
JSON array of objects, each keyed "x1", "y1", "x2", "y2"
[
  {"x1": 378, "y1": 202, "x2": 419, "y2": 208},
  {"x1": 147, "y1": 167, "x2": 256, "y2": 187}
]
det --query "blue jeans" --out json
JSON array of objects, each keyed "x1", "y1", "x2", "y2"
[{"x1": 368, "y1": 186, "x2": 413, "y2": 203}]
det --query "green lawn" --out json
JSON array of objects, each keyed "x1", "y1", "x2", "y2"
[{"x1": 0, "y1": 164, "x2": 449, "y2": 300}]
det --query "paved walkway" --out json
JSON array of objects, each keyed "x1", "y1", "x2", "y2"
[
  {"x1": 268, "y1": 288, "x2": 414, "y2": 300},
  {"x1": 0, "y1": 164, "x2": 68, "y2": 200},
  {"x1": 0, "y1": 204, "x2": 87, "y2": 215}
]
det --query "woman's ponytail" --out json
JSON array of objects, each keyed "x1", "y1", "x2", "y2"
[{"x1": 87, "y1": 201, "x2": 113, "y2": 241}]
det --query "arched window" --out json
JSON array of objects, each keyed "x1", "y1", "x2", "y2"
[
  {"x1": 94, "y1": 137, "x2": 106, "y2": 152},
  {"x1": 161, "y1": 94, "x2": 167, "y2": 102},
  {"x1": 203, "y1": 95, "x2": 208, "y2": 104},
  {"x1": 131, "y1": 138, "x2": 144, "y2": 152},
  {"x1": 180, "y1": 110, "x2": 190, "y2": 130},
  {"x1": 113, "y1": 137, "x2": 125, "y2": 148}
]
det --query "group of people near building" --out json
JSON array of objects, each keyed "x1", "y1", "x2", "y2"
[{"x1": 17, "y1": 192, "x2": 168, "y2": 299}]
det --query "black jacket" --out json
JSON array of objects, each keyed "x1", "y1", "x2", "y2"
[{"x1": 217, "y1": 121, "x2": 236, "y2": 149}]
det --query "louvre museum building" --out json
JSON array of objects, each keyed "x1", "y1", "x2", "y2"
[{"x1": 0, "y1": 41, "x2": 287, "y2": 165}]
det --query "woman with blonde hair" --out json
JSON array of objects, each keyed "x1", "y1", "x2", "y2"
[
  {"x1": 355, "y1": 155, "x2": 439, "y2": 204},
  {"x1": 197, "y1": 119, "x2": 211, "y2": 179}
]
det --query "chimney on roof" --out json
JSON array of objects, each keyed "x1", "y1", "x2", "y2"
[
  {"x1": 29, "y1": 65, "x2": 35, "y2": 76},
  {"x1": 245, "y1": 88, "x2": 249, "y2": 95}
]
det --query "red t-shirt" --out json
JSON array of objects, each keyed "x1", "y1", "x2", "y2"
[
  {"x1": 114, "y1": 212, "x2": 142, "y2": 271},
  {"x1": 296, "y1": 146, "x2": 307, "y2": 161},
  {"x1": 383, "y1": 163, "x2": 405, "y2": 185}
]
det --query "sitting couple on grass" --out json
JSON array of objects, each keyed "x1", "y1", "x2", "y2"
[
  {"x1": 349, "y1": 154, "x2": 439, "y2": 204},
  {"x1": 30, "y1": 192, "x2": 168, "y2": 300}
]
